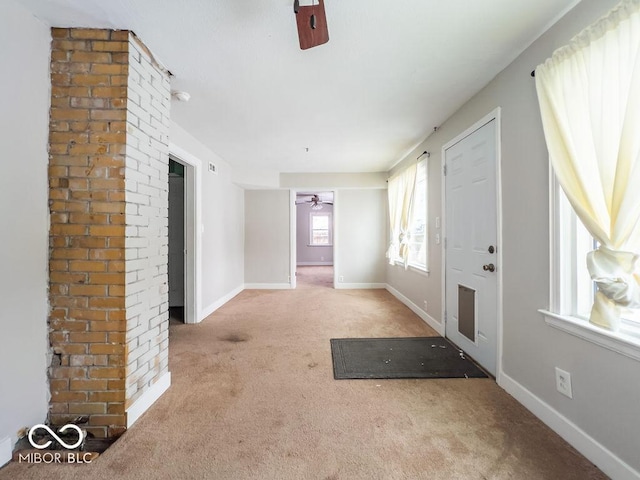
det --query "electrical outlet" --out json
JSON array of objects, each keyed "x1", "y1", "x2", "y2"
[
  {"x1": 339, "y1": 275, "x2": 344, "y2": 282},
  {"x1": 555, "y1": 367, "x2": 573, "y2": 398},
  {"x1": 423, "y1": 300, "x2": 428, "y2": 311}
]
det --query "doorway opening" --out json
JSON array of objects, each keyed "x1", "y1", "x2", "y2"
[
  {"x1": 167, "y1": 155, "x2": 197, "y2": 324},
  {"x1": 294, "y1": 192, "x2": 335, "y2": 289},
  {"x1": 168, "y1": 158, "x2": 185, "y2": 323}
]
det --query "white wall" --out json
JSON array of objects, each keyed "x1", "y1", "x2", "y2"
[
  {"x1": 388, "y1": 0, "x2": 639, "y2": 476},
  {"x1": 0, "y1": 0, "x2": 51, "y2": 465},
  {"x1": 386, "y1": 152, "x2": 442, "y2": 322},
  {"x1": 244, "y1": 190, "x2": 291, "y2": 286},
  {"x1": 336, "y1": 189, "x2": 387, "y2": 286},
  {"x1": 170, "y1": 123, "x2": 245, "y2": 318},
  {"x1": 296, "y1": 202, "x2": 333, "y2": 265}
]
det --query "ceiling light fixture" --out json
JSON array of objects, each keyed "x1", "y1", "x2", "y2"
[{"x1": 171, "y1": 90, "x2": 191, "y2": 102}]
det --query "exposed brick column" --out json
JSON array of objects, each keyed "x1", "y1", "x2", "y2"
[
  {"x1": 48, "y1": 28, "x2": 171, "y2": 438},
  {"x1": 48, "y1": 28, "x2": 129, "y2": 438}
]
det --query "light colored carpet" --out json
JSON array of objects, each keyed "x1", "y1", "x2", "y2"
[
  {"x1": 0, "y1": 283, "x2": 605, "y2": 479},
  {"x1": 296, "y1": 265, "x2": 334, "y2": 289}
]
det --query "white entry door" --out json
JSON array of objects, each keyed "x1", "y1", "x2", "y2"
[{"x1": 444, "y1": 118, "x2": 498, "y2": 376}]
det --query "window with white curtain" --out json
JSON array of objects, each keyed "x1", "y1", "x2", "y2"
[
  {"x1": 388, "y1": 159, "x2": 427, "y2": 271},
  {"x1": 537, "y1": 0, "x2": 640, "y2": 357},
  {"x1": 406, "y1": 160, "x2": 427, "y2": 270},
  {"x1": 552, "y1": 178, "x2": 640, "y2": 339}
]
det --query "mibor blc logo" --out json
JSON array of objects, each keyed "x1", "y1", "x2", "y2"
[{"x1": 18, "y1": 424, "x2": 95, "y2": 464}]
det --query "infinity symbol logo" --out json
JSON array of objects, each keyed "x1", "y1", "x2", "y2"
[{"x1": 28, "y1": 424, "x2": 84, "y2": 450}]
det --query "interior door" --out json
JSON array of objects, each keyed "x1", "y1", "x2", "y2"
[{"x1": 444, "y1": 119, "x2": 498, "y2": 376}]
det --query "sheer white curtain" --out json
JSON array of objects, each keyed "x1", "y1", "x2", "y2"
[
  {"x1": 536, "y1": 0, "x2": 640, "y2": 330},
  {"x1": 386, "y1": 163, "x2": 417, "y2": 268}
]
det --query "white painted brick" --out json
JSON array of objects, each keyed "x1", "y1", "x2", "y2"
[
  {"x1": 128, "y1": 342, "x2": 150, "y2": 364},
  {"x1": 126, "y1": 237, "x2": 148, "y2": 248},
  {"x1": 136, "y1": 344, "x2": 160, "y2": 368},
  {"x1": 127, "y1": 323, "x2": 147, "y2": 341},
  {"x1": 126, "y1": 303, "x2": 146, "y2": 322},
  {"x1": 124, "y1": 41, "x2": 170, "y2": 402},
  {"x1": 126, "y1": 192, "x2": 150, "y2": 206},
  {"x1": 126, "y1": 146, "x2": 150, "y2": 164}
]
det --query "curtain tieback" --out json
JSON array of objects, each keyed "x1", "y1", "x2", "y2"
[{"x1": 587, "y1": 246, "x2": 640, "y2": 308}]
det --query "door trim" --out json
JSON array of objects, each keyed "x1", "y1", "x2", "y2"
[
  {"x1": 168, "y1": 144, "x2": 200, "y2": 324},
  {"x1": 289, "y1": 189, "x2": 297, "y2": 289},
  {"x1": 440, "y1": 107, "x2": 503, "y2": 379},
  {"x1": 289, "y1": 188, "x2": 337, "y2": 289}
]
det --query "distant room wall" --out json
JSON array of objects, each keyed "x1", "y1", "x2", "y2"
[
  {"x1": 296, "y1": 202, "x2": 333, "y2": 266},
  {"x1": 335, "y1": 189, "x2": 387, "y2": 285},
  {"x1": 244, "y1": 190, "x2": 290, "y2": 285}
]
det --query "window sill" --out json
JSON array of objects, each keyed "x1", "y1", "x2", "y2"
[
  {"x1": 392, "y1": 261, "x2": 430, "y2": 277},
  {"x1": 307, "y1": 244, "x2": 333, "y2": 247},
  {"x1": 539, "y1": 309, "x2": 640, "y2": 362}
]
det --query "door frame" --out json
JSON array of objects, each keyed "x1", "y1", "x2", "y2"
[
  {"x1": 289, "y1": 189, "x2": 338, "y2": 289},
  {"x1": 440, "y1": 107, "x2": 503, "y2": 379},
  {"x1": 289, "y1": 190, "x2": 297, "y2": 289},
  {"x1": 168, "y1": 145, "x2": 200, "y2": 324}
]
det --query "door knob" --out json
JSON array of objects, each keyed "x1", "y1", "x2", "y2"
[{"x1": 483, "y1": 263, "x2": 495, "y2": 272}]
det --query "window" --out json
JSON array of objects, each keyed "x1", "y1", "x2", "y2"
[
  {"x1": 536, "y1": 1, "x2": 640, "y2": 359},
  {"x1": 406, "y1": 160, "x2": 427, "y2": 270},
  {"x1": 543, "y1": 176, "x2": 640, "y2": 358},
  {"x1": 309, "y1": 212, "x2": 332, "y2": 246},
  {"x1": 388, "y1": 159, "x2": 428, "y2": 271},
  {"x1": 553, "y1": 180, "x2": 640, "y2": 333}
]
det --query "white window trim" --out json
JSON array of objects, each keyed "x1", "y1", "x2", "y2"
[
  {"x1": 309, "y1": 211, "x2": 332, "y2": 247},
  {"x1": 540, "y1": 310, "x2": 640, "y2": 362},
  {"x1": 392, "y1": 259, "x2": 429, "y2": 274},
  {"x1": 541, "y1": 168, "x2": 640, "y2": 361}
]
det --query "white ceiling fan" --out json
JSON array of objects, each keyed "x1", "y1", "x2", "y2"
[{"x1": 295, "y1": 194, "x2": 333, "y2": 210}]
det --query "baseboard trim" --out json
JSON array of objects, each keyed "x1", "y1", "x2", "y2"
[
  {"x1": 127, "y1": 371, "x2": 171, "y2": 428},
  {"x1": 244, "y1": 283, "x2": 292, "y2": 290},
  {"x1": 498, "y1": 372, "x2": 640, "y2": 480},
  {"x1": 297, "y1": 262, "x2": 334, "y2": 266},
  {"x1": 335, "y1": 283, "x2": 386, "y2": 290},
  {"x1": 200, "y1": 285, "x2": 244, "y2": 320},
  {"x1": 0, "y1": 436, "x2": 12, "y2": 468},
  {"x1": 385, "y1": 284, "x2": 444, "y2": 335}
]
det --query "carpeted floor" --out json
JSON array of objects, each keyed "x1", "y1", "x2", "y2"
[
  {"x1": 0, "y1": 279, "x2": 605, "y2": 479},
  {"x1": 296, "y1": 265, "x2": 334, "y2": 289}
]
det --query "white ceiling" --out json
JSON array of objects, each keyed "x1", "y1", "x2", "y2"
[{"x1": 20, "y1": 0, "x2": 579, "y2": 173}]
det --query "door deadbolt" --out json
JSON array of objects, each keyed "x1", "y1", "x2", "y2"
[
  {"x1": 483, "y1": 263, "x2": 495, "y2": 272},
  {"x1": 488, "y1": 245, "x2": 495, "y2": 254}
]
